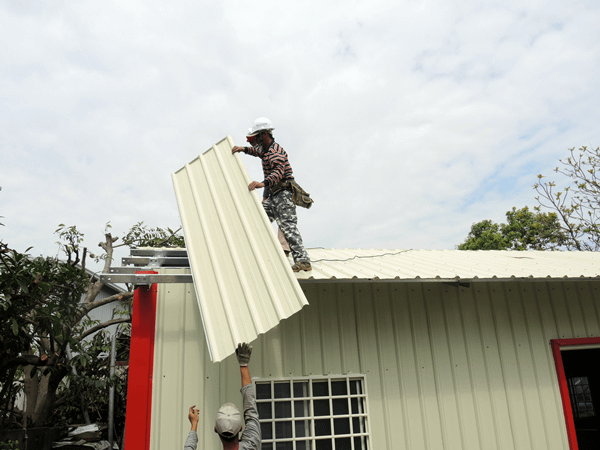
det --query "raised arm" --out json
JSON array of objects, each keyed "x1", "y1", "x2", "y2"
[
  {"x1": 236, "y1": 342, "x2": 253, "y2": 387},
  {"x1": 235, "y1": 342, "x2": 261, "y2": 449},
  {"x1": 183, "y1": 405, "x2": 200, "y2": 450}
]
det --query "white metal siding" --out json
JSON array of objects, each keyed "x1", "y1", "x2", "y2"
[
  {"x1": 172, "y1": 136, "x2": 308, "y2": 362},
  {"x1": 151, "y1": 271, "x2": 600, "y2": 450}
]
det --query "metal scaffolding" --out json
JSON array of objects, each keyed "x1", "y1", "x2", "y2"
[{"x1": 99, "y1": 248, "x2": 193, "y2": 286}]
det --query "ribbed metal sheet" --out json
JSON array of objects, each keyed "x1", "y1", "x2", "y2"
[
  {"x1": 151, "y1": 268, "x2": 600, "y2": 450},
  {"x1": 297, "y1": 248, "x2": 600, "y2": 280},
  {"x1": 172, "y1": 136, "x2": 308, "y2": 362}
]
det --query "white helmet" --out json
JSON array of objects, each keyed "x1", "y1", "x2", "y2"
[{"x1": 247, "y1": 117, "x2": 274, "y2": 136}]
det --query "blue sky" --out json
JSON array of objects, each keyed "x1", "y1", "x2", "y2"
[{"x1": 1, "y1": 0, "x2": 600, "y2": 271}]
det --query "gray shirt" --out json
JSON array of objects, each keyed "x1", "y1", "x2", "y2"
[{"x1": 184, "y1": 384, "x2": 261, "y2": 450}]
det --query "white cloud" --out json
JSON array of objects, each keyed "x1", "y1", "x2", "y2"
[{"x1": 1, "y1": 0, "x2": 600, "y2": 269}]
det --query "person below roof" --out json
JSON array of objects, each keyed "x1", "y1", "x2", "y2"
[
  {"x1": 233, "y1": 117, "x2": 312, "y2": 272},
  {"x1": 185, "y1": 343, "x2": 260, "y2": 450}
]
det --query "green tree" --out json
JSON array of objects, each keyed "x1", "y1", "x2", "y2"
[
  {"x1": 0, "y1": 221, "x2": 184, "y2": 433},
  {"x1": 457, "y1": 220, "x2": 508, "y2": 250},
  {"x1": 458, "y1": 207, "x2": 567, "y2": 250},
  {"x1": 0, "y1": 226, "x2": 131, "y2": 429},
  {"x1": 534, "y1": 145, "x2": 600, "y2": 251},
  {"x1": 52, "y1": 326, "x2": 130, "y2": 437},
  {"x1": 122, "y1": 222, "x2": 185, "y2": 248}
]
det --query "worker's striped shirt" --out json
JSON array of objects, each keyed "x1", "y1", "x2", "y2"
[{"x1": 243, "y1": 141, "x2": 294, "y2": 187}]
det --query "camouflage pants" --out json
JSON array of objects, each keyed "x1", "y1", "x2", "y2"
[{"x1": 263, "y1": 190, "x2": 310, "y2": 263}]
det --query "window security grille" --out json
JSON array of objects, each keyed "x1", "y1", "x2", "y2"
[
  {"x1": 255, "y1": 376, "x2": 370, "y2": 450},
  {"x1": 568, "y1": 376, "x2": 596, "y2": 418}
]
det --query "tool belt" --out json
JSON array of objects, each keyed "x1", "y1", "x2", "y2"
[{"x1": 271, "y1": 178, "x2": 314, "y2": 209}]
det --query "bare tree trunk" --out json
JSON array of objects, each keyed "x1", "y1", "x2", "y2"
[
  {"x1": 31, "y1": 371, "x2": 51, "y2": 425},
  {"x1": 0, "y1": 366, "x2": 18, "y2": 428},
  {"x1": 29, "y1": 365, "x2": 67, "y2": 427},
  {"x1": 22, "y1": 358, "x2": 38, "y2": 427}
]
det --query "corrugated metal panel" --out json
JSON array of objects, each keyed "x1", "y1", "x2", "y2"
[
  {"x1": 171, "y1": 136, "x2": 308, "y2": 362},
  {"x1": 151, "y1": 268, "x2": 600, "y2": 450},
  {"x1": 297, "y1": 248, "x2": 600, "y2": 280},
  {"x1": 150, "y1": 272, "x2": 238, "y2": 450}
]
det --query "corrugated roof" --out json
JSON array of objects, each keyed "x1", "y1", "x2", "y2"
[
  {"x1": 295, "y1": 248, "x2": 600, "y2": 281},
  {"x1": 172, "y1": 136, "x2": 308, "y2": 362}
]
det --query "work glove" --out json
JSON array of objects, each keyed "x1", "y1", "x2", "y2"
[{"x1": 236, "y1": 342, "x2": 252, "y2": 366}]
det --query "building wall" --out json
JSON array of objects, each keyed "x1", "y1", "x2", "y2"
[{"x1": 151, "y1": 274, "x2": 600, "y2": 450}]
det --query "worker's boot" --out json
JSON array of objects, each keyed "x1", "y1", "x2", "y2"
[{"x1": 292, "y1": 261, "x2": 312, "y2": 272}]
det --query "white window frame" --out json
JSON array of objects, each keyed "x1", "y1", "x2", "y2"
[{"x1": 253, "y1": 374, "x2": 371, "y2": 450}]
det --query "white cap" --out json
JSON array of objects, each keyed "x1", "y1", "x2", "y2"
[{"x1": 215, "y1": 403, "x2": 242, "y2": 437}]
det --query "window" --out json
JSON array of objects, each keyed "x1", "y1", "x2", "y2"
[
  {"x1": 255, "y1": 376, "x2": 370, "y2": 450},
  {"x1": 568, "y1": 376, "x2": 596, "y2": 419},
  {"x1": 551, "y1": 339, "x2": 600, "y2": 450}
]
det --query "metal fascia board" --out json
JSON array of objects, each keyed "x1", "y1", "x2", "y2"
[{"x1": 172, "y1": 136, "x2": 308, "y2": 362}]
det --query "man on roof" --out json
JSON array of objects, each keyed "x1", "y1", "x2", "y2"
[
  {"x1": 185, "y1": 343, "x2": 260, "y2": 450},
  {"x1": 247, "y1": 127, "x2": 291, "y2": 258},
  {"x1": 233, "y1": 117, "x2": 312, "y2": 272}
]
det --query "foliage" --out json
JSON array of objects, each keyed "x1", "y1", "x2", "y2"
[
  {"x1": 122, "y1": 222, "x2": 185, "y2": 248},
  {"x1": 503, "y1": 207, "x2": 569, "y2": 250},
  {"x1": 0, "y1": 243, "x2": 88, "y2": 427},
  {"x1": 0, "y1": 219, "x2": 182, "y2": 438},
  {"x1": 55, "y1": 225, "x2": 86, "y2": 268},
  {"x1": 458, "y1": 207, "x2": 568, "y2": 250},
  {"x1": 534, "y1": 145, "x2": 600, "y2": 251},
  {"x1": 52, "y1": 327, "x2": 130, "y2": 440},
  {"x1": 0, "y1": 226, "x2": 133, "y2": 429},
  {"x1": 457, "y1": 220, "x2": 507, "y2": 250},
  {"x1": 0, "y1": 440, "x2": 18, "y2": 450}
]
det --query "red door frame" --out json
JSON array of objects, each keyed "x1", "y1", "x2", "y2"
[
  {"x1": 124, "y1": 272, "x2": 158, "y2": 450},
  {"x1": 551, "y1": 337, "x2": 600, "y2": 450}
]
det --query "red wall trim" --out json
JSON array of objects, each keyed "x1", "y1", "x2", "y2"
[
  {"x1": 124, "y1": 272, "x2": 158, "y2": 450},
  {"x1": 551, "y1": 337, "x2": 600, "y2": 450},
  {"x1": 553, "y1": 337, "x2": 600, "y2": 347}
]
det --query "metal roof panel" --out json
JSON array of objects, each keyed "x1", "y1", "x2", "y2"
[
  {"x1": 172, "y1": 136, "x2": 308, "y2": 362},
  {"x1": 295, "y1": 248, "x2": 600, "y2": 281}
]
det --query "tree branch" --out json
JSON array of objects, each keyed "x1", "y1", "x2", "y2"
[
  {"x1": 54, "y1": 394, "x2": 69, "y2": 408},
  {"x1": 77, "y1": 317, "x2": 131, "y2": 341},
  {"x1": 99, "y1": 233, "x2": 118, "y2": 275},
  {"x1": 0, "y1": 406, "x2": 23, "y2": 417},
  {"x1": 2, "y1": 354, "x2": 53, "y2": 369},
  {"x1": 76, "y1": 291, "x2": 133, "y2": 325},
  {"x1": 80, "y1": 233, "x2": 120, "y2": 311}
]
